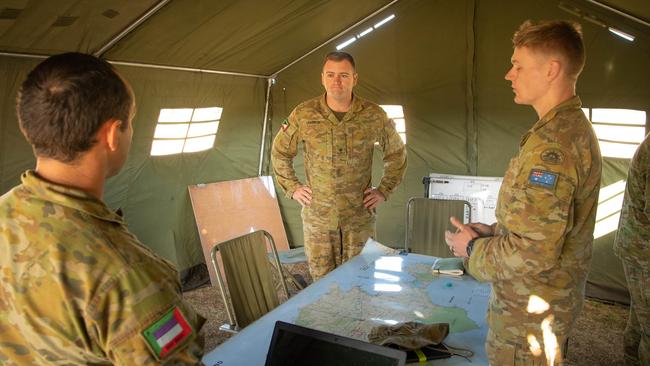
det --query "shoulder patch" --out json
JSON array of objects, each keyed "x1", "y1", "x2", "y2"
[
  {"x1": 280, "y1": 118, "x2": 289, "y2": 132},
  {"x1": 528, "y1": 169, "x2": 558, "y2": 190},
  {"x1": 540, "y1": 148, "x2": 564, "y2": 165},
  {"x1": 142, "y1": 307, "x2": 193, "y2": 360}
]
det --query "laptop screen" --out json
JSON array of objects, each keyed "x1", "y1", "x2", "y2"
[{"x1": 265, "y1": 321, "x2": 406, "y2": 366}]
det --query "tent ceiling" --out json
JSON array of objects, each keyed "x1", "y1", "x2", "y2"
[
  {"x1": 0, "y1": 0, "x2": 648, "y2": 75},
  {"x1": 0, "y1": 0, "x2": 158, "y2": 55},
  {"x1": 599, "y1": 0, "x2": 650, "y2": 24}
]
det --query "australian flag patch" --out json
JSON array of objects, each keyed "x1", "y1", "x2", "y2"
[{"x1": 528, "y1": 169, "x2": 558, "y2": 190}]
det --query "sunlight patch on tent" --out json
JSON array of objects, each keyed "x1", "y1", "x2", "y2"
[
  {"x1": 151, "y1": 107, "x2": 223, "y2": 156},
  {"x1": 584, "y1": 108, "x2": 646, "y2": 159},
  {"x1": 381, "y1": 105, "x2": 406, "y2": 144}
]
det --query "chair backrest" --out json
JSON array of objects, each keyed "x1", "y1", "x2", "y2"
[
  {"x1": 211, "y1": 230, "x2": 289, "y2": 330},
  {"x1": 405, "y1": 198, "x2": 471, "y2": 257}
]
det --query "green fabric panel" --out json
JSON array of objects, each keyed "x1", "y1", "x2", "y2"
[
  {"x1": 0, "y1": 1, "x2": 157, "y2": 55},
  {"x1": 0, "y1": 57, "x2": 38, "y2": 193},
  {"x1": 406, "y1": 198, "x2": 469, "y2": 258},
  {"x1": 219, "y1": 231, "x2": 279, "y2": 328},
  {"x1": 266, "y1": 0, "x2": 472, "y2": 248},
  {"x1": 105, "y1": 0, "x2": 393, "y2": 76},
  {"x1": 103, "y1": 65, "x2": 266, "y2": 271},
  {"x1": 587, "y1": 158, "x2": 633, "y2": 304}
]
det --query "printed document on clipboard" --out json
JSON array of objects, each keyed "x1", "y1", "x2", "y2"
[{"x1": 428, "y1": 173, "x2": 503, "y2": 225}]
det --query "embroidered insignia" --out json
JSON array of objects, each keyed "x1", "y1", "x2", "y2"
[
  {"x1": 280, "y1": 118, "x2": 289, "y2": 132},
  {"x1": 528, "y1": 169, "x2": 558, "y2": 190},
  {"x1": 142, "y1": 307, "x2": 193, "y2": 360},
  {"x1": 306, "y1": 120, "x2": 321, "y2": 125},
  {"x1": 540, "y1": 148, "x2": 564, "y2": 165}
]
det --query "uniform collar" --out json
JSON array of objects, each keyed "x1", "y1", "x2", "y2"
[
  {"x1": 21, "y1": 170, "x2": 124, "y2": 224},
  {"x1": 319, "y1": 93, "x2": 364, "y2": 123},
  {"x1": 521, "y1": 96, "x2": 583, "y2": 147}
]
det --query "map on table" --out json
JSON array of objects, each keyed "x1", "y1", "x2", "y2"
[{"x1": 203, "y1": 239, "x2": 491, "y2": 366}]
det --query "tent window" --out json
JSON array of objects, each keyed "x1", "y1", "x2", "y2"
[
  {"x1": 380, "y1": 105, "x2": 406, "y2": 144},
  {"x1": 584, "y1": 108, "x2": 646, "y2": 159},
  {"x1": 151, "y1": 107, "x2": 222, "y2": 156},
  {"x1": 584, "y1": 108, "x2": 646, "y2": 238}
]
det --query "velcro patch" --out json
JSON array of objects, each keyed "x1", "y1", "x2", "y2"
[
  {"x1": 280, "y1": 118, "x2": 289, "y2": 132},
  {"x1": 528, "y1": 169, "x2": 558, "y2": 190},
  {"x1": 142, "y1": 307, "x2": 193, "y2": 360}
]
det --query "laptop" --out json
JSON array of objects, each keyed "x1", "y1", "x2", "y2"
[{"x1": 265, "y1": 321, "x2": 406, "y2": 366}]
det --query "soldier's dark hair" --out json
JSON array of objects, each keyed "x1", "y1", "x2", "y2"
[
  {"x1": 513, "y1": 20, "x2": 585, "y2": 80},
  {"x1": 323, "y1": 51, "x2": 356, "y2": 70},
  {"x1": 17, "y1": 52, "x2": 134, "y2": 162}
]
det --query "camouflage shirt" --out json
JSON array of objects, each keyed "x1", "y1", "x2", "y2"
[
  {"x1": 468, "y1": 96, "x2": 602, "y2": 341},
  {"x1": 0, "y1": 171, "x2": 205, "y2": 365},
  {"x1": 614, "y1": 133, "x2": 650, "y2": 264},
  {"x1": 271, "y1": 94, "x2": 407, "y2": 226}
]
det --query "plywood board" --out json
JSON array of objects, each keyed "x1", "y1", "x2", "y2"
[{"x1": 188, "y1": 176, "x2": 290, "y2": 286}]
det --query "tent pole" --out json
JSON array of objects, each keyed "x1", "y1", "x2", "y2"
[
  {"x1": 258, "y1": 78, "x2": 274, "y2": 176},
  {"x1": 272, "y1": 0, "x2": 400, "y2": 76},
  {"x1": 108, "y1": 60, "x2": 268, "y2": 78},
  {"x1": 0, "y1": 51, "x2": 268, "y2": 78},
  {"x1": 93, "y1": 0, "x2": 172, "y2": 57},
  {"x1": 584, "y1": 0, "x2": 650, "y2": 28}
]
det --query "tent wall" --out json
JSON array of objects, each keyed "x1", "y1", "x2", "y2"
[
  {"x1": 0, "y1": 56, "x2": 267, "y2": 273},
  {"x1": 266, "y1": 0, "x2": 650, "y2": 303}
]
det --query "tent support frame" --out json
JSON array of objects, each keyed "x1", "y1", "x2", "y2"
[
  {"x1": 258, "y1": 78, "x2": 274, "y2": 176},
  {"x1": 585, "y1": 0, "x2": 650, "y2": 28},
  {"x1": 94, "y1": 0, "x2": 172, "y2": 58}
]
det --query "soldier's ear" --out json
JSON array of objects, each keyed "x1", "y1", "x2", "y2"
[
  {"x1": 353, "y1": 72, "x2": 358, "y2": 86},
  {"x1": 104, "y1": 119, "x2": 124, "y2": 152}
]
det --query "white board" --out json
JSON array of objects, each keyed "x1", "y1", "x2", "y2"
[{"x1": 428, "y1": 173, "x2": 503, "y2": 225}]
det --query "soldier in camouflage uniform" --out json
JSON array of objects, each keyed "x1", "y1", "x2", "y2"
[
  {"x1": 0, "y1": 53, "x2": 205, "y2": 365},
  {"x1": 271, "y1": 52, "x2": 407, "y2": 281},
  {"x1": 445, "y1": 21, "x2": 602, "y2": 364},
  {"x1": 614, "y1": 133, "x2": 650, "y2": 366}
]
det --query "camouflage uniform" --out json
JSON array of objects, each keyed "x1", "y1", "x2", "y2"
[
  {"x1": 0, "y1": 171, "x2": 205, "y2": 365},
  {"x1": 271, "y1": 94, "x2": 407, "y2": 280},
  {"x1": 467, "y1": 97, "x2": 602, "y2": 364},
  {"x1": 614, "y1": 133, "x2": 650, "y2": 366}
]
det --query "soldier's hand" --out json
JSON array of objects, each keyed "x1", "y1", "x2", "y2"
[
  {"x1": 444, "y1": 216, "x2": 478, "y2": 258},
  {"x1": 363, "y1": 188, "x2": 386, "y2": 212},
  {"x1": 467, "y1": 222, "x2": 494, "y2": 237},
  {"x1": 292, "y1": 186, "x2": 312, "y2": 207}
]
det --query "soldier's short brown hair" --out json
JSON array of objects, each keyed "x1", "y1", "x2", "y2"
[
  {"x1": 323, "y1": 51, "x2": 356, "y2": 71},
  {"x1": 513, "y1": 20, "x2": 585, "y2": 79},
  {"x1": 17, "y1": 52, "x2": 133, "y2": 162}
]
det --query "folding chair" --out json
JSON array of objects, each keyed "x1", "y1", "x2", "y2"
[
  {"x1": 210, "y1": 230, "x2": 289, "y2": 332},
  {"x1": 404, "y1": 198, "x2": 471, "y2": 257}
]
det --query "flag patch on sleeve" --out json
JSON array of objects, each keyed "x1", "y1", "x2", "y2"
[
  {"x1": 528, "y1": 169, "x2": 558, "y2": 190},
  {"x1": 142, "y1": 307, "x2": 193, "y2": 360},
  {"x1": 281, "y1": 118, "x2": 289, "y2": 131}
]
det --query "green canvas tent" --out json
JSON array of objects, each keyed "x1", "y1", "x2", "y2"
[{"x1": 1, "y1": 0, "x2": 649, "y2": 303}]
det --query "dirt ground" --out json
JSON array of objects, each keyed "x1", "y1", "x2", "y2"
[{"x1": 184, "y1": 262, "x2": 629, "y2": 365}]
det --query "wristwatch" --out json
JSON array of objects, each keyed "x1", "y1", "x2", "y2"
[{"x1": 466, "y1": 237, "x2": 478, "y2": 257}]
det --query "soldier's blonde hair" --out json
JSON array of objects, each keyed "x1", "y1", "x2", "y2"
[{"x1": 513, "y1": 20, "x2": 585, "y2": 80}]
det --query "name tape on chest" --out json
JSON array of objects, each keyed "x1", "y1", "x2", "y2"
[
  {"x1": 528, "y1": 169, "x2": 558, "y2": 190},
  {"x1": 142, "y1": 306, "x2": 193, "y2": 360}
]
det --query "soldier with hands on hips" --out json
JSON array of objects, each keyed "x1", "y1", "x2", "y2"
[{"x1": 271, "y1": 51, "x2": 407, "y2": 281}]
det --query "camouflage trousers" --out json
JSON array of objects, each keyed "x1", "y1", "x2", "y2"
[
  {"x1": 621, "y1": 259, "x2": 650, "y2": 366},
  {"x1": 302, "y1": 217, "x2": 375, "y2": 281},
  {"x1": 486, "y1": 329, "x2": 566, "y2": 366}
]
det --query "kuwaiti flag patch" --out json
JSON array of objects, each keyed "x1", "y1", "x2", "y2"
[{"x1": 142, "y1": 307, "x2": 193, "y2": 360}]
